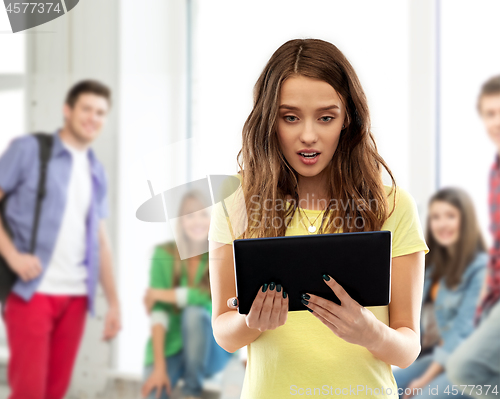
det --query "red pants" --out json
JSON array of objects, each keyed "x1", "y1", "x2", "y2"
[{"x1": 3, "y1": 292, "x2": 88, "y2": 399}]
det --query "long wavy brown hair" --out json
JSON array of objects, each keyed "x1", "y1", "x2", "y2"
[
  {"x1": 235, "y1": 38, "x2": 398, "y2": 238},
  {"x1": 424, "y1": 187, "x2": 486, "y2": 290}
]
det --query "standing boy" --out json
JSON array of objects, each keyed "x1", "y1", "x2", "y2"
[{"x1": 0, "y1": 80, "x2": 121, "y2": 399}]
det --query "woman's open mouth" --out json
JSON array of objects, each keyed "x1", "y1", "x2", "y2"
[{"x1": 297, "y1": 152, "x2": 320, "y2": 165}]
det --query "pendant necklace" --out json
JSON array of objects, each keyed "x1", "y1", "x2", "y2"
[{"x1": 300, "y1": 205, "x2": 328, "y2": 233}]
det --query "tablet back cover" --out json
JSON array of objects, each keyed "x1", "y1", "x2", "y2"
[{"x1": 233, "y1": 231, "x2": 392, "y2": 314}]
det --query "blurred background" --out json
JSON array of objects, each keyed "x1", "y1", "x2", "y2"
[{"x1": 0, "y1": 0, "x2": 499, "y2": 398}]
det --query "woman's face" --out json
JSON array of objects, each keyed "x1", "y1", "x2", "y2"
[
  {"x1": 429, "y1": 200, "x2": 461, "y2": 248},
  {"x1": 277, "y1": 75, "x2": 347, "y2": 178},
  {"x1": 181, "y1": 197, "x2": 211, "y2": 243}
]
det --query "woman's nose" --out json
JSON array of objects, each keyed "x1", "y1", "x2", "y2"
[{"x1": 299, "y1": 121, "x2": 317, "y2": 143}]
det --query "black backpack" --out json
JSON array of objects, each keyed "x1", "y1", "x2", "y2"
[{"x1": 0, "y1": 133, "x2": 54, "y2": 304}]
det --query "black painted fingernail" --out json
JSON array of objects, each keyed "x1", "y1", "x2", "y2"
[
  {"x1": 276, "y1": 284, "x2": 281, "y2": 292},
  {"x1": 323, "y1": 274, "x2": 330, "y2": 281},
  {"x1": 307, "y1": 308, "x2": 313, "y2": 312},
  {"x1": 231, "y1": 298, "x2": 237, "y2": 306},
  {"x1": 262, "y1": 283, "x2": 268, "y2": 292},
  {"x1": 283, "y1": 291, "x2": 287, "y2": 298},
  {"x1": 301, "y1": 298, "x2": 309, "y2": 306},
  {"x1": 269, "y1": 282, "x2": 275, "y2": 291},
  {"x1": 302, "y1": 293, "x2": 310, "y2": 300}
]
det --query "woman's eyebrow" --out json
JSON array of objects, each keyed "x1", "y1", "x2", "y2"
[{"x1": 279, "y1": 104, "x2": 340, "y2": 111}]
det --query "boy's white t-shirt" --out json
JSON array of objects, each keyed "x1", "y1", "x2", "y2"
[{"x1": 37, "y1": 141, "x2": 92, "y2": 295}]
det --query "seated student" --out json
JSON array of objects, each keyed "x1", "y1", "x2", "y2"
[
  {"x1": 393, "y1": 187, "x2": 487, "y2": 399},
  {"x1": 141, "y1": 190, "x2": 234, "y2": 399},
  {"x1": 446, "y1": 75, "x2": 500, "y2": 399}
]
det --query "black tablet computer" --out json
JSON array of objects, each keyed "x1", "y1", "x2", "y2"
[{"x1": 232, "y1": 230, "x2": 392, "y2": 314}]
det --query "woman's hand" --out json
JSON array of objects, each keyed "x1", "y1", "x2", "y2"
[
  {"x1": 141, "y1": 367, "x2": 172, "y2": 399},
  {"x1": 227, "y1": 282, "x2": 289, "y2": 332},
  {"x1": 302, "y1": 274, "x2": 380, "y2": 348},
  {"x1": 402, "y1": 377, "x2": 427, "y2": 399}
]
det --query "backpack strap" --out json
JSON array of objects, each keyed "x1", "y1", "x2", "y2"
[{"x1": 30, "y1": 132, "x2": 54, "y2": 254}]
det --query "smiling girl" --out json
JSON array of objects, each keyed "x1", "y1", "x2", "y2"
[
  {"x1": 208, "y1": 38, "x2": 430, "y2": 398},
  {"x1": 394, "y1": 188, "x2": 487, "y2": 399}
]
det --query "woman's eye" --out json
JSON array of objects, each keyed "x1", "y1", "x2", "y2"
[
  {"x1": 320, "y1": 116, "x2": 334, "y2": 122},
  {"x1": 284, "y1": 115, "x2": 298, "y2": 122}
]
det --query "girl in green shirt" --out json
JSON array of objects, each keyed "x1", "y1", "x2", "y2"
[{"x1": 141, "y1": 190, "x2": 233, "y2": 399}]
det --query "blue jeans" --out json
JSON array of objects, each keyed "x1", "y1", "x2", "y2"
[
  {"x1": 143, "y1": 305, "x2": 233, "y2": 399},
  {"x1": 393, "y1": 353, "x2": 474, "y2": 398},
  {"x1": 446, "y1": 301, "x2": 500, "y2": 399}
]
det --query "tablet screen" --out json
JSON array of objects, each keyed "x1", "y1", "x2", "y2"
[{"x1": 233, "y1": 231, "x2": 392, "y2": 314}]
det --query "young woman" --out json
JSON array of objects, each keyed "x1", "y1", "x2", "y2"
[
  {"x1": 141, "y1": 190, "x2": 233, "y2": 399},
  {"x1": 208, "y1": 38, "x2": 430, "y2": 398},
  {"x1": 393, "y1": 188, "x2": 487, "y2": 399}
]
